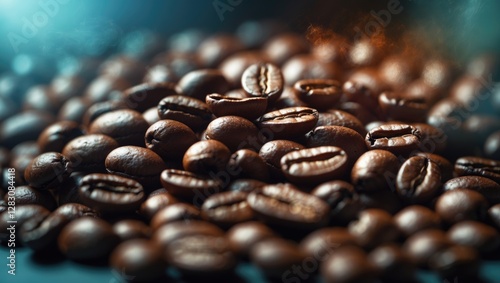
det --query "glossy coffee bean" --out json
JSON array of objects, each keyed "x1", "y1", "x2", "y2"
[
  {"x1": 182, "y1": 140, "x2": 231, "y2": 175},
  {"x1": 227, "y1": 149, "x2": 270, "y2": 181},
  {"x1": 282, "y1": 55, "x2": 341, "y2": 86},
  {"x1": 157, "y1": 95, "x2": 212, "y2": 131},
  {"x1": 247, "y1": 183, "x2": 329, "y2": 229},
  {"x1": 241, "y1": 63, "x2": 283, "y2": 104},
  {"x1": 152, "y1": 220, "x2": 224, "y2": 248},
  {"x1": 317, "y1": 111, "x2": 366, "y2": 136},
  {"x1": 205, "y1": 93, "x2": 268, "y2": 120},
  {"x1": 105, "y1": 146, "x2": 166, "y2": 190},
  {"x1": 259, "y1": 140, "x2": 304, "y2": 177},
  {"x1": 139, "y1": 191, "x2": 178, "y2": 220},
  {"x1": 0, "y1": 111, "x2": 54, "y2": 149},
  {"x1": 348, "y1": 209, "x2": 400, "y2": 249},
  {"x1": 160, "y1": 169, "x2": 222, "y2": 204},
  {"x1": 78, "y1": 173, "x2": 145, "y2": 213},
  {"x1": 37, "y1": 121, "x2": 84, "y2": 153},
  {"x1": 250, "y1": 238, "x2": 307, "y2": 279},
  {"x1": 227, "y1": 178, "x2": 267, "y2": 192},
  {"x1": 88, "y1": 109, "x2": 150, "y2": 147},
  {"x1": 413, "y1": 152, "x2": 454, "y2": 182},
  {"x1": 151, "y1": 203, "x2": 201, "y2": 230},
  {"x1": 444, "y1": 176, "x2": 500, "y2": 204},
  {"x1": 366, "y1": 123, "x2": 421, "y2": 156},
  {"x1": 379, "y1": 90, "x2": 428, "y2": 122},
  {"x1": 219, "y1": 51, "x2": 269, "y2": 88},
  {"x1": 368, "y1": 244, "x2": 416, "y2": 283},
  {"x1": 394, "y1": 205, "x2": 441, "y2": 237},
  {"x1": 403, "y1": 229, "x2": 452, "y2": 268},
  {"x1": 24, "y1": 152, "x2": 72, "y2": 190},
  {"x1": 300, "y1": 227, "x2": 357, "y2": 260},
  {"x1": 455, "y1": 156, "x2": 500, "y2": 183},
  {"x1": 62, "y1": 134, "x2": 119, "y2": 173},
  {"x1": 351, "y1": 149, "x2": 400, "y2": 192},
  {"x1": 396, "y1": 156, "x2": 442, "y2": 203},
  {"x1": 411, "y1": 123, "x2": 447, "y2": 154},
  {"x1": 281, "y1": 146, "x2": 348, "y2": 186},
  {"x1": 123, "y1": 82, "x2": 177, "y2": 112},
  {"x1": 342, "y1": 68, "x2": 386, "y2": 109},
  {"x1": 112, "y1": 220, "x2": 150, "y2": 241},
  {"x1": 306, "y1": 126, "x2": 367, "y2": 166},
  {"x1": 58, "y1": 217, "x2": 119, "y2": 260},
  {"x1": 145, "y1": 119, "x2": 198, "y2": 161},
  {"x1": 320, "y1": 246, "x2": 379, "y2": 283},
  {"x1": 176, "y1": 69, "x2": 230, "y2": 101},
  {"x1": 447, "y1": 221, "x2": 500, "y2": 254},
  {"x1": 82, "y1": 100, "x2": 128, "y2": 128},
  {"x1": 258, "y1": 107, "x2": 318, "y2": 140},
  {"x1": 311, "y1": 180, "x2": 362, "y2": 225},
  {"x1": 226, "y1": 221, "x2": 276, "y2": 258},
  {"x1": 293, "y1": 79, "x2": 342, "y2": 110},
  {"x1": 110, "y1": 239, "x2": 166, "y2": 282},
  {"x1": 429, "y1": 245, "x2": 480, "y2": 281},
  {"x1": 205, "y1": 116, "x2": 260, "y2": 152},
  {"x1": 435, "y1": 189, "x2": 488, "y2": 224},
  {"x1": 0, "y1": 205, "x2": 50, "y2": 242},
  {"x1": 3, "y1": 185, "x2": 56, "y2": 210},
  {"x1": 201, "y1": 191, "x2": 253, "y2": 227}
]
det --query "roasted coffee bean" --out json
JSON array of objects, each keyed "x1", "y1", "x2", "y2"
[
  {"x1": 3, "y1": 185, "x2": 56, "y2": 210},
  {"x1": 454, "y1": 156, "x2": 500, "y2": 183},
  {"x1": 263, "y1": 33, "x2": 309, "y2": 66},
  {"x1": 429, "y1": 245, "x2": 480, "y2": 281},
  {"x1": 447, "y1": 221, "x2": 500, "y2": 255},
  {"x1": 110, "y1": 239, "x2": 166, "y2": 282},
  {"x1": 396, "y1": 156, "x2": 442, "y2": 203},
  {"x1": 160, "y1": 169, "x2": 222, "y2": 204},
  {"x1": 112, "y1": 220, "x2": 150, "y2": 241},
  {"x1": 247, "y1": 183, "x2": 329, "y2": 229},
  {"x1": 378, "y1": 91, "x2": 428, "y2": 122},
  {"x1": 413, "y1": 152, "x2": 454, "y2": 182},
  {"x1": 198, "y1": 34, "x2": 244, "y2": 68},
  {"x1": 145, "y1": 119, "x2": 198, "y2": 161},
  {"x1": 293, "y1": 79, "x2": 342, "y2": 110},
  {"x1": 139, "y1": 191, "x2": 178, "y2": 220},
  {"x1": 250, "y1": 238, "x2": 307, "y2": 278},
  {"x1": 241, "y1": 62, "x2": 283, "y2": 104},
  {"x1": 0, "y1": 205, "x2": 50, "y2": 242},
  {"x1": 311, "y1": 180, "x2": 362, "y2": 225},
  {"x1": 227, "y1": 149, "x2": 270, "y2": 181},
  {"x1": 123, "y1": 82, "x2": 177, "y2": 112},
  {"x1": 394, "y1": 205, "x2": 441, "y2": 237},
  {"x1": 348, "y1": 209, "x2": 400, "y2": 249},
  {"x1": 351, "y1": 149, "x2": 400, "y2": 192},
  {"x1": 205, "y1": 116, "x2": 260, "y2": 152},
  {"x1": 485, "y1": 131, "x2": 500, "y2": 160},
  {"x1": 182, "y1": 140, "x2": 231, "y2": 175},
  {"x1": 320, "y1": 246, "x2": 379, "y2": 283},
  {"x1": 58, "y1": 97, "x2": 91, "y2": 123},
  {"x1": 176, "y1": 69, "x2": 230, "y2": 101},
  {"x1": 259, "y1": 140, "x2": 304, "y2": 178},
  {"x1": 369, "y1": 244, "x2": 416, "y2": 283},
  {"x1": 88, "y1": 109, "x2": 150, "y2": 147},
  {"x1": 219, "y1": 51, "x2": 270, "y2": 88},
  {"x1": 435, "y1": 189, "x2": 488, "y2": 225},
  {"x1": 62, "y1": 134, "x2": 119, "y2": 173},
  {"x1": 282, "y1": 55, "x2": 341, "y2": 86},
  {"x1": 105, "y1": 146, "x2": 167, "y2": 190},
  {"x1": 151, "y1": 203, "x2": 201, "y2": 230},
  {"x1": 403, "y1": 229, "x2": 452, "y2": 268},
  {"x1": 78, "y1": 173, "x2": 145, "y2": 213},
  {"x1": 227, "y1": 179, "x2": 267, "y2": 192},
  {"x1": 366, "y1": 123, "x2": 421, "y2": 156},
  {"x1": 157, "y1": 95, "x2": 212, "y2": 131},
  {"x1": 443, "y1": 176, "x2": 500, "y2": 204},
  {"x1": 0, "y1": 110, "x2": 54, "y2": 149},
  {"x1": 152, "y1": 220, "x2": 224, "y2": 248},
  {"x1": 58, "y1": 217, "x2": 119, "y2": 260},
  {"x1": 37, "y1": 121, "x2": 84, "y2": 153},
  {"x1": 201, "y1": 191, "x2": 253, "y2": 227},
  {"x1": 82, "y1": 100, "x2": 129, "y2": 128},
  {"x1": 317, "y1": 111, "x2": 366, "y2": 136},
  {"x1": 343, "y1": 68, "x2": 386, "y2": 111},
  {"x1": 258, "y1": 107, "x2": 318, "y2": 140},
  {"x1": 20, "y1": 203, "x2": 97, "y2": 250},
  {"x1": 306, "y1": 126, "x2": 367, "y2": 166},
  {"x1": 281, "y1": 146, "x2": 348, "y2": 186},
  {"x1": 227, "y1": 221, "x2": 276, "y2": 258},
  {"x1": 165, "y1": 234, "x2": 236, "y2": 277},
  {"x1": 24, "y1": 152, "x2": 72, "y2": 190},
  {"x1": 274, "y1": 86, "x2": 309, "y2": 109},
  {"x1": 411, "y1": 123, "x2": 447, "y2": 154},
  {"x1": 205, "y1": 93, "x2": 268, "y2": 120},
  {"x1": 300, "y1": 227, "x2": 358, "y2": 259}
]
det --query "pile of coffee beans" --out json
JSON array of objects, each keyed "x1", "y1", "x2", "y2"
[{"x1": 1, "y1": 20, "x2": 500, "y2": 283}]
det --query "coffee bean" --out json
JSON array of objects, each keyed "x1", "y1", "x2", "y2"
[
  {"x1": 139, "y1": 192, "x2": 178, "y2": 220},
  {"x1": 413, "y1": 152, "x2": 454, "y2": 182},
  {"x1": 160, "y1": 169, "x2": 222, "y2": 203},
  {"x1": 379, "y1": 91, "x2": 428, "y2": 122},
  {"x1": 358, "y1": 190, "x2": 402, "y2": 214},
  {"x1": 0, "y1": 205, "x2": 50, "y2": 242},
  {"x1": 219, "y1": 51, "x2": 269, "y2": 88},
  {"x1": 320, "y1": 246, "x2": 379, "y2": 283},
  {"x1": 62, "y1": 134, "x2": 119, "y2": 173},
  {"x1": 348, "y1": 209, "x2": 400, "y2": 249},
  {"x1": 280, "y1": 146, "x2": 348, "y2": 186},
  {"x1": 112, "y1": 220, "x2": 151, "y2": 241},
  {"x1": 182, "y1": 140, "x2": 231, "y2": 175},
  {"x1": 3, "y1": 185, "x2": 56, "y2": 210},
  {"x1": 394, "y1": 205, "x2": 441, "y2": 237},
  {"x1": 435, "y1": 189, "x2": 488, "y2": 224},
  {"x1": 37, "y1": 121, "x2": 84, "y2": 153},
  {"x1": 157, "y1": 95, "x2": 213, "y2": 131},
  {"x1": 411, "y1": 123, "x2": 448, "y2": 154},
  {"x1": 369, "y1": 244, "x2": 416, "y2": 282},
  {"x1": 145, "y1": 119, "x2": 198, "y2": 161},
  {"x1": 351, "y1": 149, "x2": 400, "y2": 192},
  {"x1": 282, "y1": 55, "x2": 342, "y2": 86},
  {"x1": 455, "y1": 156, "x2": 500, "y2": 183},
  {"x1": 447, "y1": 221, "x2": 500, "y2": 255},
  {"x1": 24, "y1": 152, "x2": 72, "y2": 190},
  {"x1": 150, "y1": 203, "x2": 201, "y2": 230},
  {"x1": 198, "y1": 34, "x2": 244, "y2": 68},
  {"x1": 226, "y1": 221, "x2": 276, "y2": 258},
  {"x1": 206, "y1": 93, "x2": 268, "y2": 120},
  {"x1": 293, "y1": 79, "x2": 342, "y2": 110},
  {"x1": 78, "y1": 173, "x2": 145, "y2": 213},
  {"x1": 263, "y1": 33, "x2": 309, "y2": 66},
  {"x1": 429, "y1": 245, "x2": 480, "y2": 281},
  {"x1": 403, "y1": 229, "x2": 451, "y2": 268},
  {"x1": 152, "y1": 220, "x2": 224, "y2": 248},
  {"x1": 58, "y1": 97, "x2": 91, "y2": 123},
  {"x1": 343, "y1": 67, "x2": 386, "y2": 112},
  {"x1": 259, "y1": 107, "x2": 318, "y2": 140},
  {"x1": 317, "y1": 110, "x2": 366, "y2": 136},
  {"x1": 176, "y1": 69, "x2": 230, "y2": 101},
  {"x1": 205, "y1": 116, "x2": 260, "y2": 152},
  {"x1": 396, "y1": 156, "x2": 442, "y2": 203},
  {"x1": 247, "y1": 183, "x2": 329, "y2": 229},
  {"x1": 311, "y1": 180, "x2": 362, "y2": 225},
  {"x1": 366, "y1": 123, "x2": 421, "y2": 156},
  {"x1": 110, "y1": 239, "x2": 166, "y2": 282},
  {"x1": 105, "y1": 146, "x2": 167, "y2": 190},
  {"x1": 58, "y1": 217, "x2": 119, "y2": 260},
  {"x1": 0, "y1": 110, "x2": 54, "y2": 149},
  {"x1": 259, "y1": 139, "x2": 304, "y2": 178},
  {"x1": 443, "y1": 176, "x2": 500, "y2": 204},
  {"x1": 250, "y1": 238, "x2": 306, "y2": 278},
  {"x1": 227, "y1": 149, "x2": 270, "y2": 182},
  {"x1": 82, "y1": 100, "x2": 129, "y2": 128},
  {"x1": 123, "y1": 82, "x2": 177, "y2": 112},
  {"x1": 300, "y1": 227, "x2": 358, "y2": 259},
  {"x1": 241, "y1": 62, "x2": 283, "y2": 104},
  {"x1": 201, "y1": 191, "x2": 253, "y2": 227},
  {"x1": 227, "y1": 179, "x2": 267, "y2": 192}
]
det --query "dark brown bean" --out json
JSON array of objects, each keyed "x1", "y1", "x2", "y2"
[
  {"x1": 447, "y1": 221, "x2": 500, "y2": 255},
  {"x1": 311, "y1": 180, "x2": 362, "y2": 225},
  {"x1": 316, "y1": 111, "x2": 366, "y2": 136},
  {"x1": 366, "y1": 123, "x2": 421, "y2": 156},
  {"x1": 150, "y1": 203, "x2": 201, "y2": 230},
  {"x1": 241, "y1": 62, "x2": 284, "y2": 104},
  {"x1": 369, "y1": 244, "x2": 417, "y2": 282},
  {"x1": 205, "y1": 93, "x2": 268, "y2": 120},
  {"x1": 152, "y1": 220, "x2": 224, "y2": 248},
  {"x1": 160, "y1": 169, "x2": 222, "y2": 204},
  {"x1": 37, "y1": 121, "x2": 84, "y2": 153},
  {"x1": 443, "y1": 176, "x2": 500, "y2": 204},
  {"x1": 259, "y1": 107, "x2": 319, "y2": 140},
  {"x1": 24, "y1": 152, "x2": 72, "y2": 190},
  {"x1": 320, "y1": 246, "x2": 379, "y2": 283},
  {"x1": 351, "y1": 149, "x2": 400, "y2": 192},
  {"x1": 88, "y1": 110, "x2": 150, "y2": 147},
  {"x1": 435, "y1": 189, "x2": 489, "y2": 224},
  {"x1": 123, "y1": 82, "x2": 177, "y2": 112},
  {"x1": 403, "y1": 229, "x2": 452, "y2": 268},
  {"x1": 429, "y1": 245, "x2": 480, "y2": 281},
  {"x1": 293, "y1": 79, "x2": 342, "y2": 110},
  {"x1": 176, "y1": 69, "x2": 230, "y2": 101},
  {"x1": 226, "y1": 221, "x2": 276, "y2": 258},
  {"x1": 300, "y1": 227, "x2": 358, "y2": 259},
  {"x1": 182, "y1": 140, "x2": 231, "y2": 175},
  {"x1": 227, "y1": 149, "x2": 270, "y2": 181},
  {"x1": 205, "y1": 116, "x2": 260, "y2": 152},
  {"x1": 348, "y1": 209, "x2": 400, "y2": 249},
  {"x1": 157, "y1": 95, "x2": 213, "y2": 131},
  {"x1": 455, "y1": 156, "x2": 500, "y2": 183},
  {"x1": 396, "y1": 156, "x2": 442, "y2": 203},
  {"x1": 145, "y1": 119, "x2": 198, "y2": 161},
  {"x1": 139, "y1": 192, "x2": 178, "y2": 220},
  {"x1": 394, "y1": 205, "x2": 441, "y2": 237},
  {"x1": 201, "y1": 191, "x2": 253, "y2": 227},
  {"x1": 62, "y1": 134, "x2": 119, "y2": 173},
  {"x1": 112, "y1": 220, "x2": 151, "y2": 241}
]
